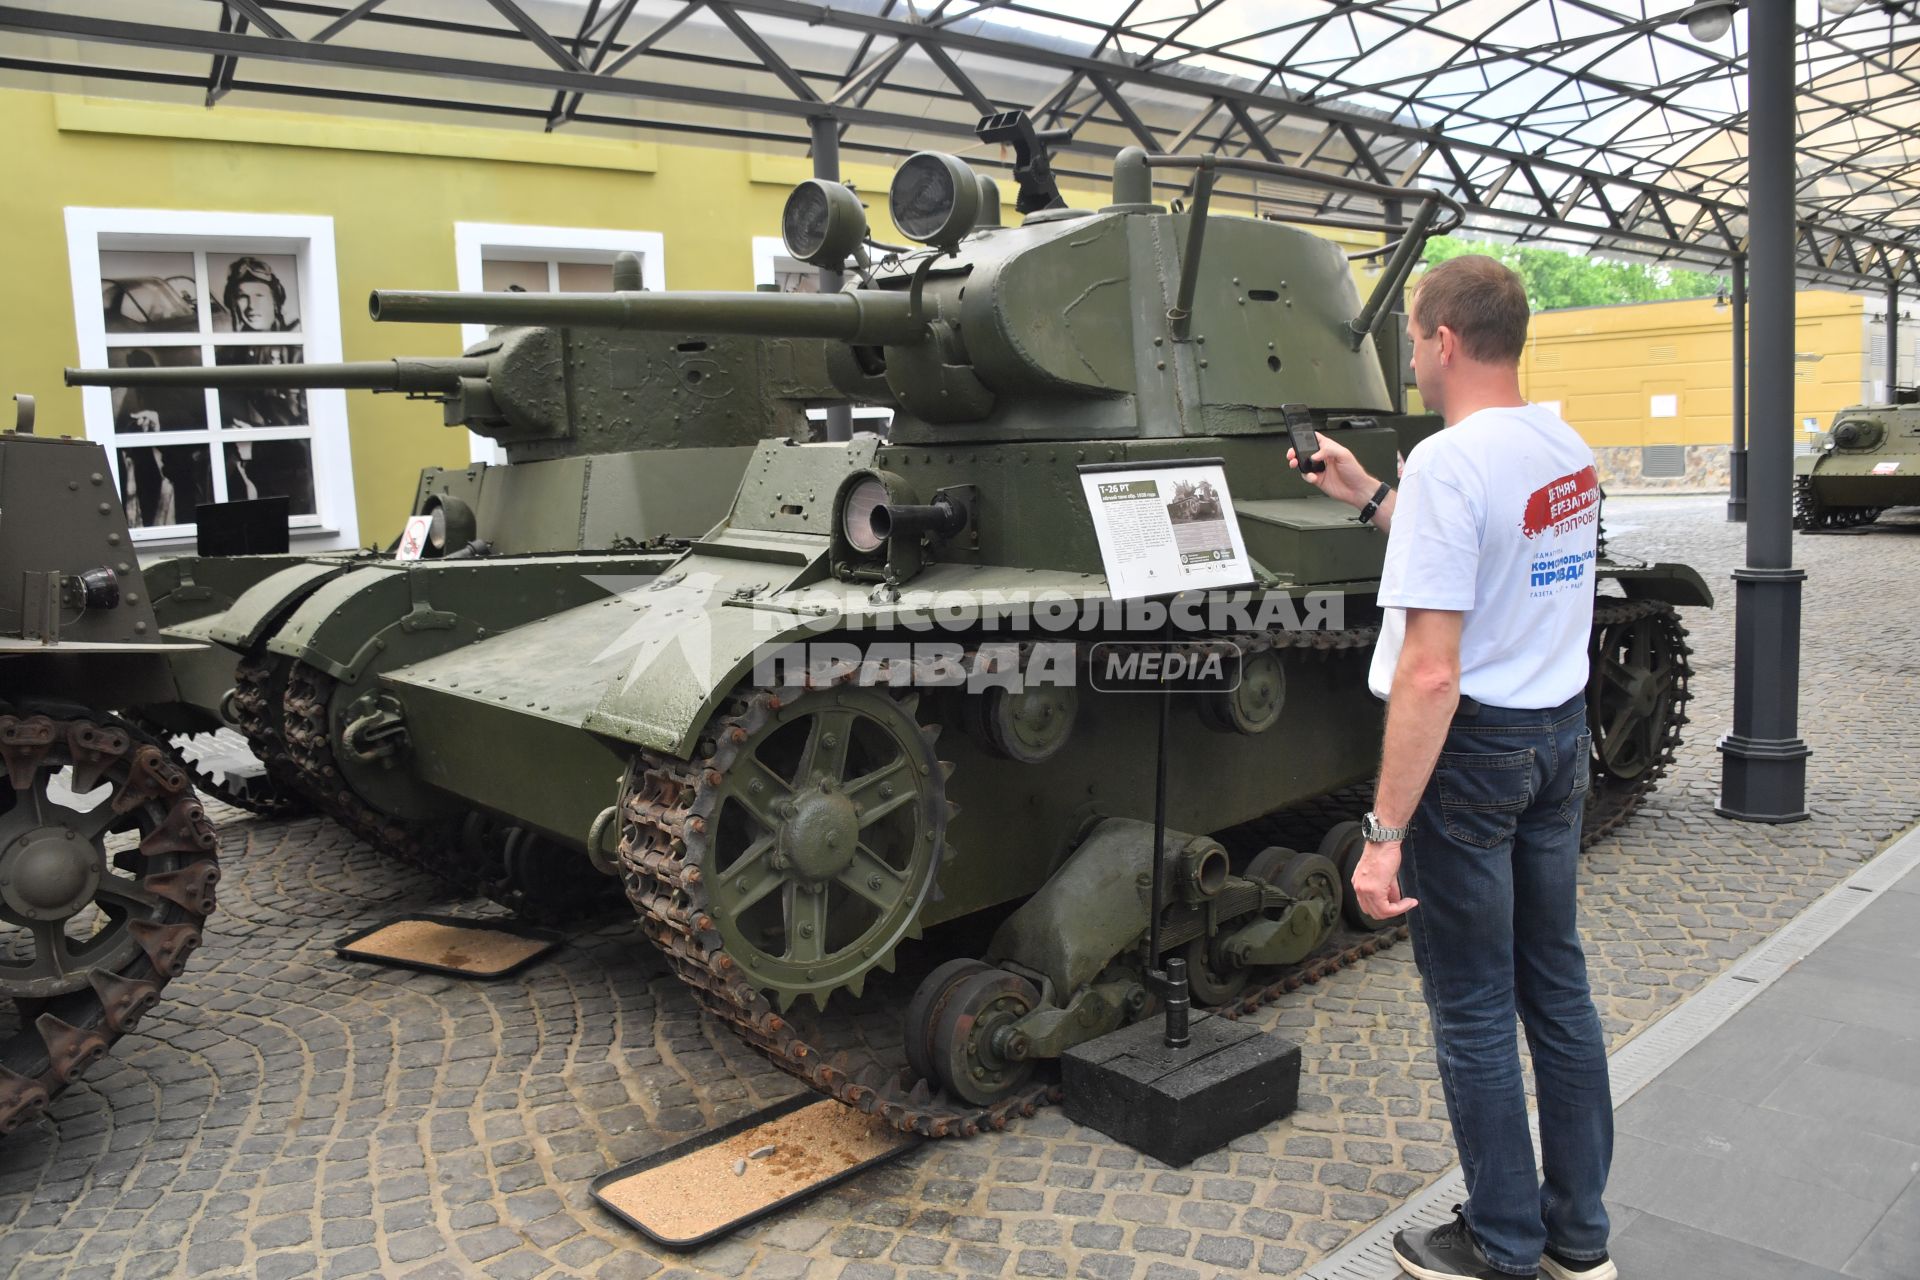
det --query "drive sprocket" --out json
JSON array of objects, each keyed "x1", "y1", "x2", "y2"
[
  {"x1": 1584, "y1": 597, "x2": 1692, "y2": 844},
  {"x1": 0, "y1": 706, "x2": 217, "y2": 1135}
]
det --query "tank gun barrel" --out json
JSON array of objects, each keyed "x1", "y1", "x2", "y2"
[
  {"x1": 64, "y1": 358, "x2": 489, "y2": 394},
  {"x1": 369, "y1": 289, "x2": 927, "y2": 347}
]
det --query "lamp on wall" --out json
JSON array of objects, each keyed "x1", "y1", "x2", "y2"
[
  {"x1": 1713, "y1": 286, "x2": 1729, "y2": 311},
  {"x1": 1820, "y1": 0, "x2": 1864, "y2": 15}
]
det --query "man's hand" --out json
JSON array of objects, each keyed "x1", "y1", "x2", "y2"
[
  {"x1": 128, "y1": 410, "x2": 161, "y2": 432},
  {"x1": 1288, "y1": 434, "x2": 1378, "y2": 509},
  {"x1": 1351, "y1": 840, "x2": 1418, "y2": 918}
]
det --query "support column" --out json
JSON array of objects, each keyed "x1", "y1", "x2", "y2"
[
  {"x1": 810, "y1": 114, "x2": 854, "y2": 443},
  {"x1": 1727, "y1": 254, "x2": 1747, "y2": 522},
  {"x1": 1718, "y1": 0, "x2": 1809, "y2": 823},
  {"x1": 1888, "y1": 278, "x2": 1900, "y2": 397}
]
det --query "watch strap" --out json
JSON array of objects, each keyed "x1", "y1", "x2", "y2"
[{"x1": 1356, "y1": 481, "x2": 1392, "y2": 526}]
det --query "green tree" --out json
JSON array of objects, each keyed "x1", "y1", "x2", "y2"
[{"x1": 1421, "y1": 236, "x2": 1726, "y2": 311}]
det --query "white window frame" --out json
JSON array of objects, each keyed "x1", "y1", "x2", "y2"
[
  {"x1": 64, "y1": 207, "x2": 359, "y2": 552},
  {"x1": 453, "y1": 222, "x2": 666, "y2": 464},
  {"x1": 752, "y1": 235, "x2": 892, "y2": 432}
]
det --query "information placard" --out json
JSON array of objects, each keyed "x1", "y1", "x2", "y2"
[{"x1": 1077, "y1": 460, "x2": 1254, "y2": 600}]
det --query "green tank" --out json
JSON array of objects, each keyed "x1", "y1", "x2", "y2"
[
  {"x1": 65, "y1": 259, "x2": 842, "y2": 913},
  {"x1": 338, "y1": 126, "x2": 1713, "y2": 1134},
  {"x1": 0, "y1": 398, "x2": 219, "y2": 1135},
  {"x1": 1794, "y1": 390, "x2": 1920, "y2": 529}
]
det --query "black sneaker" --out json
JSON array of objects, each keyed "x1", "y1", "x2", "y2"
[
  {"x1": 1539, "y1": 1247, "x2": 1616, "y2": 1280},
  {"x1": 1393, "y1": 1206, "x2": 1537, "y2": 1280}
]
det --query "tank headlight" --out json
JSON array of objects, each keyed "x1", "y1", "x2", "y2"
[
  {"x1": 782, "y1": 179, "x2": 869, "y2": 270},
  {"x1": 422, "y1": 494, "x2": 477, "y2": 557},
  {"x1": 840, "y1": 475, "x2": 891, "y2": 554},
  {"x1": 889, "y1": 153, "x2": 982, "y2": 252}
]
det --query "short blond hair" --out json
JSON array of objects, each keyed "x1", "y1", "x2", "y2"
[{"x1": 1411, "y1": 255, "x2": 1530, "y2": 365}]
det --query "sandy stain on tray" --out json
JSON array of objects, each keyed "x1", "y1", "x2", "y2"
[
  {"x1": 598, "y1": 1099, "x2": 910, "y2": 1243},
  {"x1": 344, "y1": 919, "x2": 548, "y2": 974}
]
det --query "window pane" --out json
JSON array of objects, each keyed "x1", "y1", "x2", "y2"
[
  {"x1": 774, "y1": 256, "x2": 820, "y2": 293},
  {"x1": 208, "y1": 252, "x2": 303, "y2": 334},
  {"x1": 482, "y1": 259, "x2": 549, "y2": 293},
  {"x1": 556, "y1": 261, "x2": 615, "y2": 293},
  {"x1": 214, "y1": 345, "x2": 308, "y2": 428},
  {"x1": 108, "y1": 347, "x2": 207, "y2": 432},
  {"x1": 100, "y1": 251, "x2": 200, "y2": 333},
  {"x1": 118, "y1": 443, "x2": 213, "y2": 529},
  {"x1": 224, "y1": 440, "x2": 315, "y2": 516}
]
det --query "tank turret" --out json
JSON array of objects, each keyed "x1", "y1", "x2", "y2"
[
  {"x1": 371, "y1": 148, "x2": 1460, "y2": 442},
  {"x1": 67, "y1": 252, "x2": 842, "y2": 465}
]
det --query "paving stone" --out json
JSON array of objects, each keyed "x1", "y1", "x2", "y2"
[{"x1": 0, "y1": 497, "x2": 1911, "y2": 1280}]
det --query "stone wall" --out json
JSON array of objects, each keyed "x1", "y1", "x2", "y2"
[{"x1": 1592, "y1": 444, "x2": 1730, "y2": 492}]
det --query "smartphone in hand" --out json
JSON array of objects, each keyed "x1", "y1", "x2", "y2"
[{"x1": 1283, "y1": 403, "x2": 1325, "y2": 474}]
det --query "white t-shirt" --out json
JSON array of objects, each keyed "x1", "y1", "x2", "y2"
[{"x1": 1368, "y1": 403, "x2": 1599, "y2": 708}]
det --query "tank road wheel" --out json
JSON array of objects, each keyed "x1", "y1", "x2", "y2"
[
  {"x1": 904, "y1": 957, "x2": 991, "y2": 1084},
  {"x1": 1318, "y1": 820, "x2": 1390, "y2": 933},
  {"x1": 1183, "y1": 934, "x2": 1251, "y2": 1007},
  {"x1": 1584, "y1": 600, "x2": 1692, "y2": 845},
  {"x1": 0, "y1": 709, "x2": 217, "y2": 1134},
  {"x1": 700, "y1": 685, "x2": 948, "y2": 1013},
  {"x1": 929, "y1": 967, "x2": 1039, "y2": 1107},
  {"x1": 141, "y1": 723, "x2": 309, "y2": 819}
]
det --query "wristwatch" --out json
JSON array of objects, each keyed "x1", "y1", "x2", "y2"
[
  {"x1": 1355, "y1": 481, "x2": 1392, "y2": 527},
  {"x1": 1361, "y1": 811, "x2": 1410, "y2": 843}
]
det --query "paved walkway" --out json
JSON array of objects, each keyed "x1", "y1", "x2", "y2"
[
  {"x1": 1605, "y1": 856, "x2": 1920, "y2": 1280},
  {"x1": 1, "y1": 496, "x2": 1918, "y2": 1280}
]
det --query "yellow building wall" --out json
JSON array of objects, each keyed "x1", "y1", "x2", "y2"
[
  {"x1": 1, "y1": 85, "x2": 1391, "y2": 542},
  {"x1": 0, "y1": 88, "x2": 1107, "y2": 543},
  {"x1": 1521, "y1": 290, "x2": 1870, "y2": 451}
]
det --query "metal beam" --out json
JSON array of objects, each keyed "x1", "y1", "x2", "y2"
[{"x1": 219, "y1": 0, "x2": 294, "y2": 41}]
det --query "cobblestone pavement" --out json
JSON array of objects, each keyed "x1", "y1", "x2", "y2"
[{"x1": 3, "y1": 497, "x2": 1918, "y2": 1280}]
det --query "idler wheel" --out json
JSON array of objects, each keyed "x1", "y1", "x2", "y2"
[{"x1": 930, "y1": 967, "x2": 1039, "y2": 1106}]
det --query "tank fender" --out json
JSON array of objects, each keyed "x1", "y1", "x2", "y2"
[
  {"x1": 581, "y1": 552, "x2": 837, "y2": 756},
  {"x1": 1597, "y1": 561, "x2": 1715, "y2": 609},
  {"x1": 265, "y1": 567, "x2": 444, "y2": 682},
  {"x1": 985, "y1": 817, "x2": 1182, "y2": 1001},
  {"x1": 206, "y1": 561, "x2": 353, "y2": 652}
]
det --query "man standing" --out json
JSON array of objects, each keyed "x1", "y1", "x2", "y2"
[{"x1": 1293, "y1": 255, "x2": 1615, "y2": 1280}]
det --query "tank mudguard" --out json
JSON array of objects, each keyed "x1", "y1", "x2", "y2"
[
  {"x1": 207, "y1": 561, "x2": 355, "y2": 652},
  {"x1": 265, "y1": 565, "x2": 422, "y2": 681},
  {"x1": 582, "y1": 549, "x2": 832, "y2": 756},
  {"x1": 1597, "y1": 560, "x2": 1714, "y2": 608}
]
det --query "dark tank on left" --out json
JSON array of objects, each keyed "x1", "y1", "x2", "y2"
[{"x1": 0, "y1": 397, "x2": 219, "y2": 1135}]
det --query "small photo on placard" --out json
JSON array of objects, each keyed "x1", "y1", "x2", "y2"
[{"x1": 1078, "y1": 462, "x2": 1252, "y2": 601}]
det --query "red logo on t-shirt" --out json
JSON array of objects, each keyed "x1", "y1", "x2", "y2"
[{"x1": 1520, "y1": 466, "x2": 1599, "y2": 539}]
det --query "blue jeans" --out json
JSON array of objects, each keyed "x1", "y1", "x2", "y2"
[{"x1": 1399, "y1": 693, "x2": 1612, "y2": 1276}]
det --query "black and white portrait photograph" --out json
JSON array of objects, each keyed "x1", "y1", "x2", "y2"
[
  {"x1": 215, "y1": 344, "x2": 308, "y2": 428},
  {"x1": 117, "y1": 440, "x2": 211, "y2": 530},
  {"x1": 106, "y1": 346, "x2": 206, "y2": 433},
  {"x1": 99, "y1": 250, "x2": 200, "y2": 333},
  {"x1": 208, "y1": 252, "x2": 302, "y2": 333},
  {"x1": 224, "y1": 439, "x2": 316, "y2": 516}
]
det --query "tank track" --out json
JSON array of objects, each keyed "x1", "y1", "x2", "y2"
[
  {"x1": 1794, "y1": 474, "x2": 1883, "y2": 531},
  {"x1": 616, "y1": 627, "x2": 1402, "y2": 1139},
  {"x1": 0, "y1": 710, "x2": 217, "y2": 1135},
  {"x1": 279, "y1": 661, "x2": 481, "y2": 896},
  {"x1": 230, "y1": 654, "x2": 309, "y2": 809},
  {"x1": 1583, "y1": 597, "x2": 1692, "y2": 846}
]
